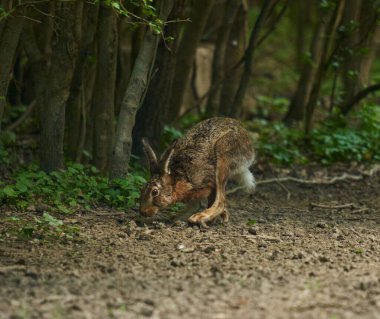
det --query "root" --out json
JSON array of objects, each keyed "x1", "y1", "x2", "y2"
[{"x1": 227, "y1": 164, "x2": 380, "y2": 195}]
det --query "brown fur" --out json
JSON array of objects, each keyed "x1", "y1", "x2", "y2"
[{"x1": 139, "y1": 117, "x2": 256, "y2": 226}]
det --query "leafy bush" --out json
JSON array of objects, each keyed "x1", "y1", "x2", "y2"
[
  {"x1": 255, "y1": 103, "x2": 380, "y2": 165},
  {"x1": 0, "y1": 131, "x2": 16, "y2": 166},
  {"x1": 4, "y1": 213, "x2": 80, "y2": 239},
  {"x1": 0, "y1": 163, "x2": 147, "y2": 212}
]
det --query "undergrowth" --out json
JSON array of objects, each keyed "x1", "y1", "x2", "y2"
[
  {"x1": 251, "y1": 103, "x2": 380, "y2": 165},
  {"x1": 0, "y1": 162, "x2": 147, "y2": 213}
]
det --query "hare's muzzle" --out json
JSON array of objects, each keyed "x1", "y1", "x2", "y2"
[{"x1": 139, "y1": 205, "x2": 159, "y2": 217}]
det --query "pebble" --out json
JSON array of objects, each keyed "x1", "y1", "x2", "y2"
[
  {"x1": 137, "y1": 233, "x2": 152, "y2": 241},
  {"x1": 248, "y1": 227, "x2": 257, "y2": 235},
  {"x1": 204, "y1": 246, "x2": 216, "y2": 254},
  {"x1": 140, "y1": 306, "x2": 154, "y2": 317},
  {"x1": 318, "y1": 255, "x2": 329, "y2": 263},
  {"x1": 316, "y1": 222, "x2": 328, "y2": 229},
  {"x1": 170, "y1": 259, "x2": 184, "y2": 267}
]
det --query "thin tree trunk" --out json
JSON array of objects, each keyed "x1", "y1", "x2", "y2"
[
  {"x1": 229, "y1": 0, "x2": 274, "y2": 118},
  {"x1": 132, "y1": 0, "x2": 186, "y2": 156},
  {"x1": 39, "y1": 2, "x2": 80, "y2": 172},
  {"x1": 91, "y1": 4, "x2": 118, "y2": 174},
  {"x1": 206, "y1": 0, "x2": 241, "y2": 116},
  {"x1": 0, "y1": 12, "x2": 23, "y2": 132},
  {"x1": 110, "y1": 0, "x2": 174, "y2": 179},
  {"x1": 66, "y1": 2, "x2": 98, "y2": 161},
  {"x1": 304, "y1": 0, "x2": 346, "y2": 135},
  {"x1": 219, "y1": 1, "x2": 248, "y2": 116},
  {"x1": 115, "y1": 19, "x2": 133, "y2": 115},
  {"x1": 284, "y1": 19, "x2": 326, "y2": 124},
  {"x1": 167, "y1": 0, "x2": 213, "y2": 123},
  {"x1": 341, "y1": 0, "x2": 380, "y2": 111}
]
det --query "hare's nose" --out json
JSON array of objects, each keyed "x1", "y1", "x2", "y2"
[{"x1": 139, "y1": 206, "x2": 158, "y2": 217}]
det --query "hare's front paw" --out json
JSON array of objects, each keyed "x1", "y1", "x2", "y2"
[
  {"x1": 188, "y1": 207, "x2": 229, "y2": 228},
  {"x1": 188, "y1": 211, "x2": 210, "y2": 228}
]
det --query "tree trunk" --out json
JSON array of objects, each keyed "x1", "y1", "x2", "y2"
[
  {"x1": 39, "y1": 2, "x2": 80, "y2": 172},
  {"x1": 167, "y1": 0, "x2": 213, "y2": 123},
  {"x1": 110, "y1": 0, "x2": 174, "y2": 179},
  {"x1": 219, "y1": 1, "x2": 248, "y2": 116},
  {"x1": 304, "y1": 0, "x2": 346, "y2": 135},
  {"x1": 115, "y1": 20, "x2": 133, "y2": 115},
  {"x1": 0, "y1": 12, "x2": 23, "y2": 132},
  {"x1": 206, "y1": 0, "x2": 241, "y2": 116},
  {"x1": 66, "y1": 2, "x2": 98, "y2": 162},
  {"x1": 91, "y1": 4, "x2": 118, "y2": 174},
  {"x1": 340, "y1": 0, "x2": 380, "y2": 113},
  {"x1": 229, "y1": 0, "x2": 273, "y2": 118},
  {"x1": 132, "y1": 0, "x2": 186, "y2": 156},
  {"x1": 284, "y1": 19, "x2": 326, "y2": 124}
]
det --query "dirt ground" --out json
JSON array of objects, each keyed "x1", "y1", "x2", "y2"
[{"x1": 1, "y1": 166, "x2": 380, "y2": 319}]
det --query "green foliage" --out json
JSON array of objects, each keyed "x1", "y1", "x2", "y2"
[
  {"x1": 101, "y1": 0, "x2": 163, "y2": 34},
  {"x1": 0, "y1": 131, "x2": 16, "y2": 165},
  {"x1": 4, "y1": 213, "x2": 80, "y2": 239},
  {"x1": 0, "y1": 163, "x2": 147, "y2": 212},
  {"x1": 253, "y1": 120, "x2": 308, "y2": 165},
  {"x1": 246, "y1": 219, "x2": 257, "y2": 226},
  {"x1": 255, "y1": 104, "x2": 380, "y2": 165}
]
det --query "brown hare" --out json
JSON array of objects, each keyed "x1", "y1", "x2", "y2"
[{"x1": 139, "y1": 117, "x2": 256, "y2": 227}]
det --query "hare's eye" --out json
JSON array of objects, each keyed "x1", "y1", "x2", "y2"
[{"x1": 151, "y1": 189, "x2": 159, "y2": 197}]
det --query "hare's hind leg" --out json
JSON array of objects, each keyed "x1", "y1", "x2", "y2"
[{"x1": 188, "y1": 158, "x2": 228, "y2": 227}]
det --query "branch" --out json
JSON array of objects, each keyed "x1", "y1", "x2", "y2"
[
  {"x1": 341, "y1": 83, "x2": 380, "y2": 115},
  {"x1": 5, "y1": 100, "x2": 36, "y2": 131},
  {"x1": 227, "y1": 164, "x2": 380, "y2": 194}
]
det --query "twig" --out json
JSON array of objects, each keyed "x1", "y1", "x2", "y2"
[
  {"x1": 280, "y1": 206, "x2": 309, "y2": 213},
  {"x1": 5, "y1": 100, "x2": 36, "y2": 131},
  {"x1": 227, "y1": 164, "x2": 380, "y2": 194},
  {"x1": 309, "y1": 202, "x2": 356, "y2": 210},
  {"x1": 276, "y1": 180, "x2": 291, "y2": 200},
  {"x1": 351, "y1": 207, "x2": 370, "y2": 214}
]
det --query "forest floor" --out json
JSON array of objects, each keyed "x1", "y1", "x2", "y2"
[{"x1": 1, "y1": 165, "x2": 380, "y2": 319}]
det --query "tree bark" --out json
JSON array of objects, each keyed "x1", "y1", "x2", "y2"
[
  {"x1": 340, "y1": 0, "x2": 380, "y2": 110},
  {"x1": 110, "y1": 0, "x2": 174, "y2": 179},
  {"x1": 206, "y1": 0, "x2": 241, "y2": 116},
  {"x1": 219, "y1": 1, "x2": 248, "y2": 116},
  {"x1": 39, "y1": 2, "x2": 80, "y2": 172},
  {"x1": 0, "y1": 12, "x2": 23, "y2": 132},
  {"x1": 91, "y1": 4, "x2": 118, "y2": 174},
  {"x1": 132, "y1": 0, "x2": 186, "y2": 156},
  {"x1": 284, "y1": 19, "x2": 326, "y2": 124},
  {"x1": 167, "y1": 0, "x2": 213, "y2": 123},
  {"x1": 66, "y1": 2, "x2": 98, "y2": 162},
  {"x1": 304, "y1": 0, "x2": 346, "y2": 135},
  {"x1": 229, "y1": 0, "x2": 273, "y2": 118}
]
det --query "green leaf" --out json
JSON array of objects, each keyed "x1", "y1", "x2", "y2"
[{"x1": 3, "y1": 185, "x2": 17, "y2": 197}]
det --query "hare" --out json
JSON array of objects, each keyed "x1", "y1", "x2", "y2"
[{"x1": 139, "y1": 117, "x2": 256, "y2": 227}]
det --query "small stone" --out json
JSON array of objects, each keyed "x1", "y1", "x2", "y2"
[
  {"x1": 319, "y1": 255, "x2": 329, "y2": 263},
  {"x1": 170, "y1": 259, "x2": 184, "y2": 267},
  {"x1": 316, "y1": 222, "x2": 327, "y2": 229},
  {"x1": 152, "y1": 221, "x2": 166, "y2": 229},
  {"x1": 292, "y1": 252, "x2": 304, "y2": 260},
  {"x1": 137, "y1": 233, "x2": 152, "y2": 241},
  {"x1": 248, "y1": 227, "x2": 257, "y2": 235},
  {"x1": 177, "y1": 244, "x2": 185, "y2": 250},
  {"x1": 204, "y1": 246, "x2": 216, "y2": 254},
  {"x1": 144, "y1": 299, "x2": 155, "y2": 306},
  {"x1": 140, "y1": 307, "x2": 154, "y2": 317},
  {"x1": 173, "y1": 220, "x2": 186, "y2": 228}
]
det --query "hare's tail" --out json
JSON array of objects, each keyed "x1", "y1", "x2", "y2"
[{"x1": 232, "y1": 156, "x2": 256, "y2": 193}]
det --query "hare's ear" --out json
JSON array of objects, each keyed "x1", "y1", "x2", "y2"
[
  {"x1": 160, "y1": 140, "x2": 178, "y2": 175},
  {"x1": 142, "y1": 138, "x2": 159, "y2": 175}
]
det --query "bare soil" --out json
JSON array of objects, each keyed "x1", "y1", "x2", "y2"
[{"x1": 1, "y1": 167, "x2": 380, "y2": 319}]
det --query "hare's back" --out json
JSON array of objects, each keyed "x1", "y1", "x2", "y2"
[{"x1": 170, "y1": 118, "x2": 253, "y2": 184}]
